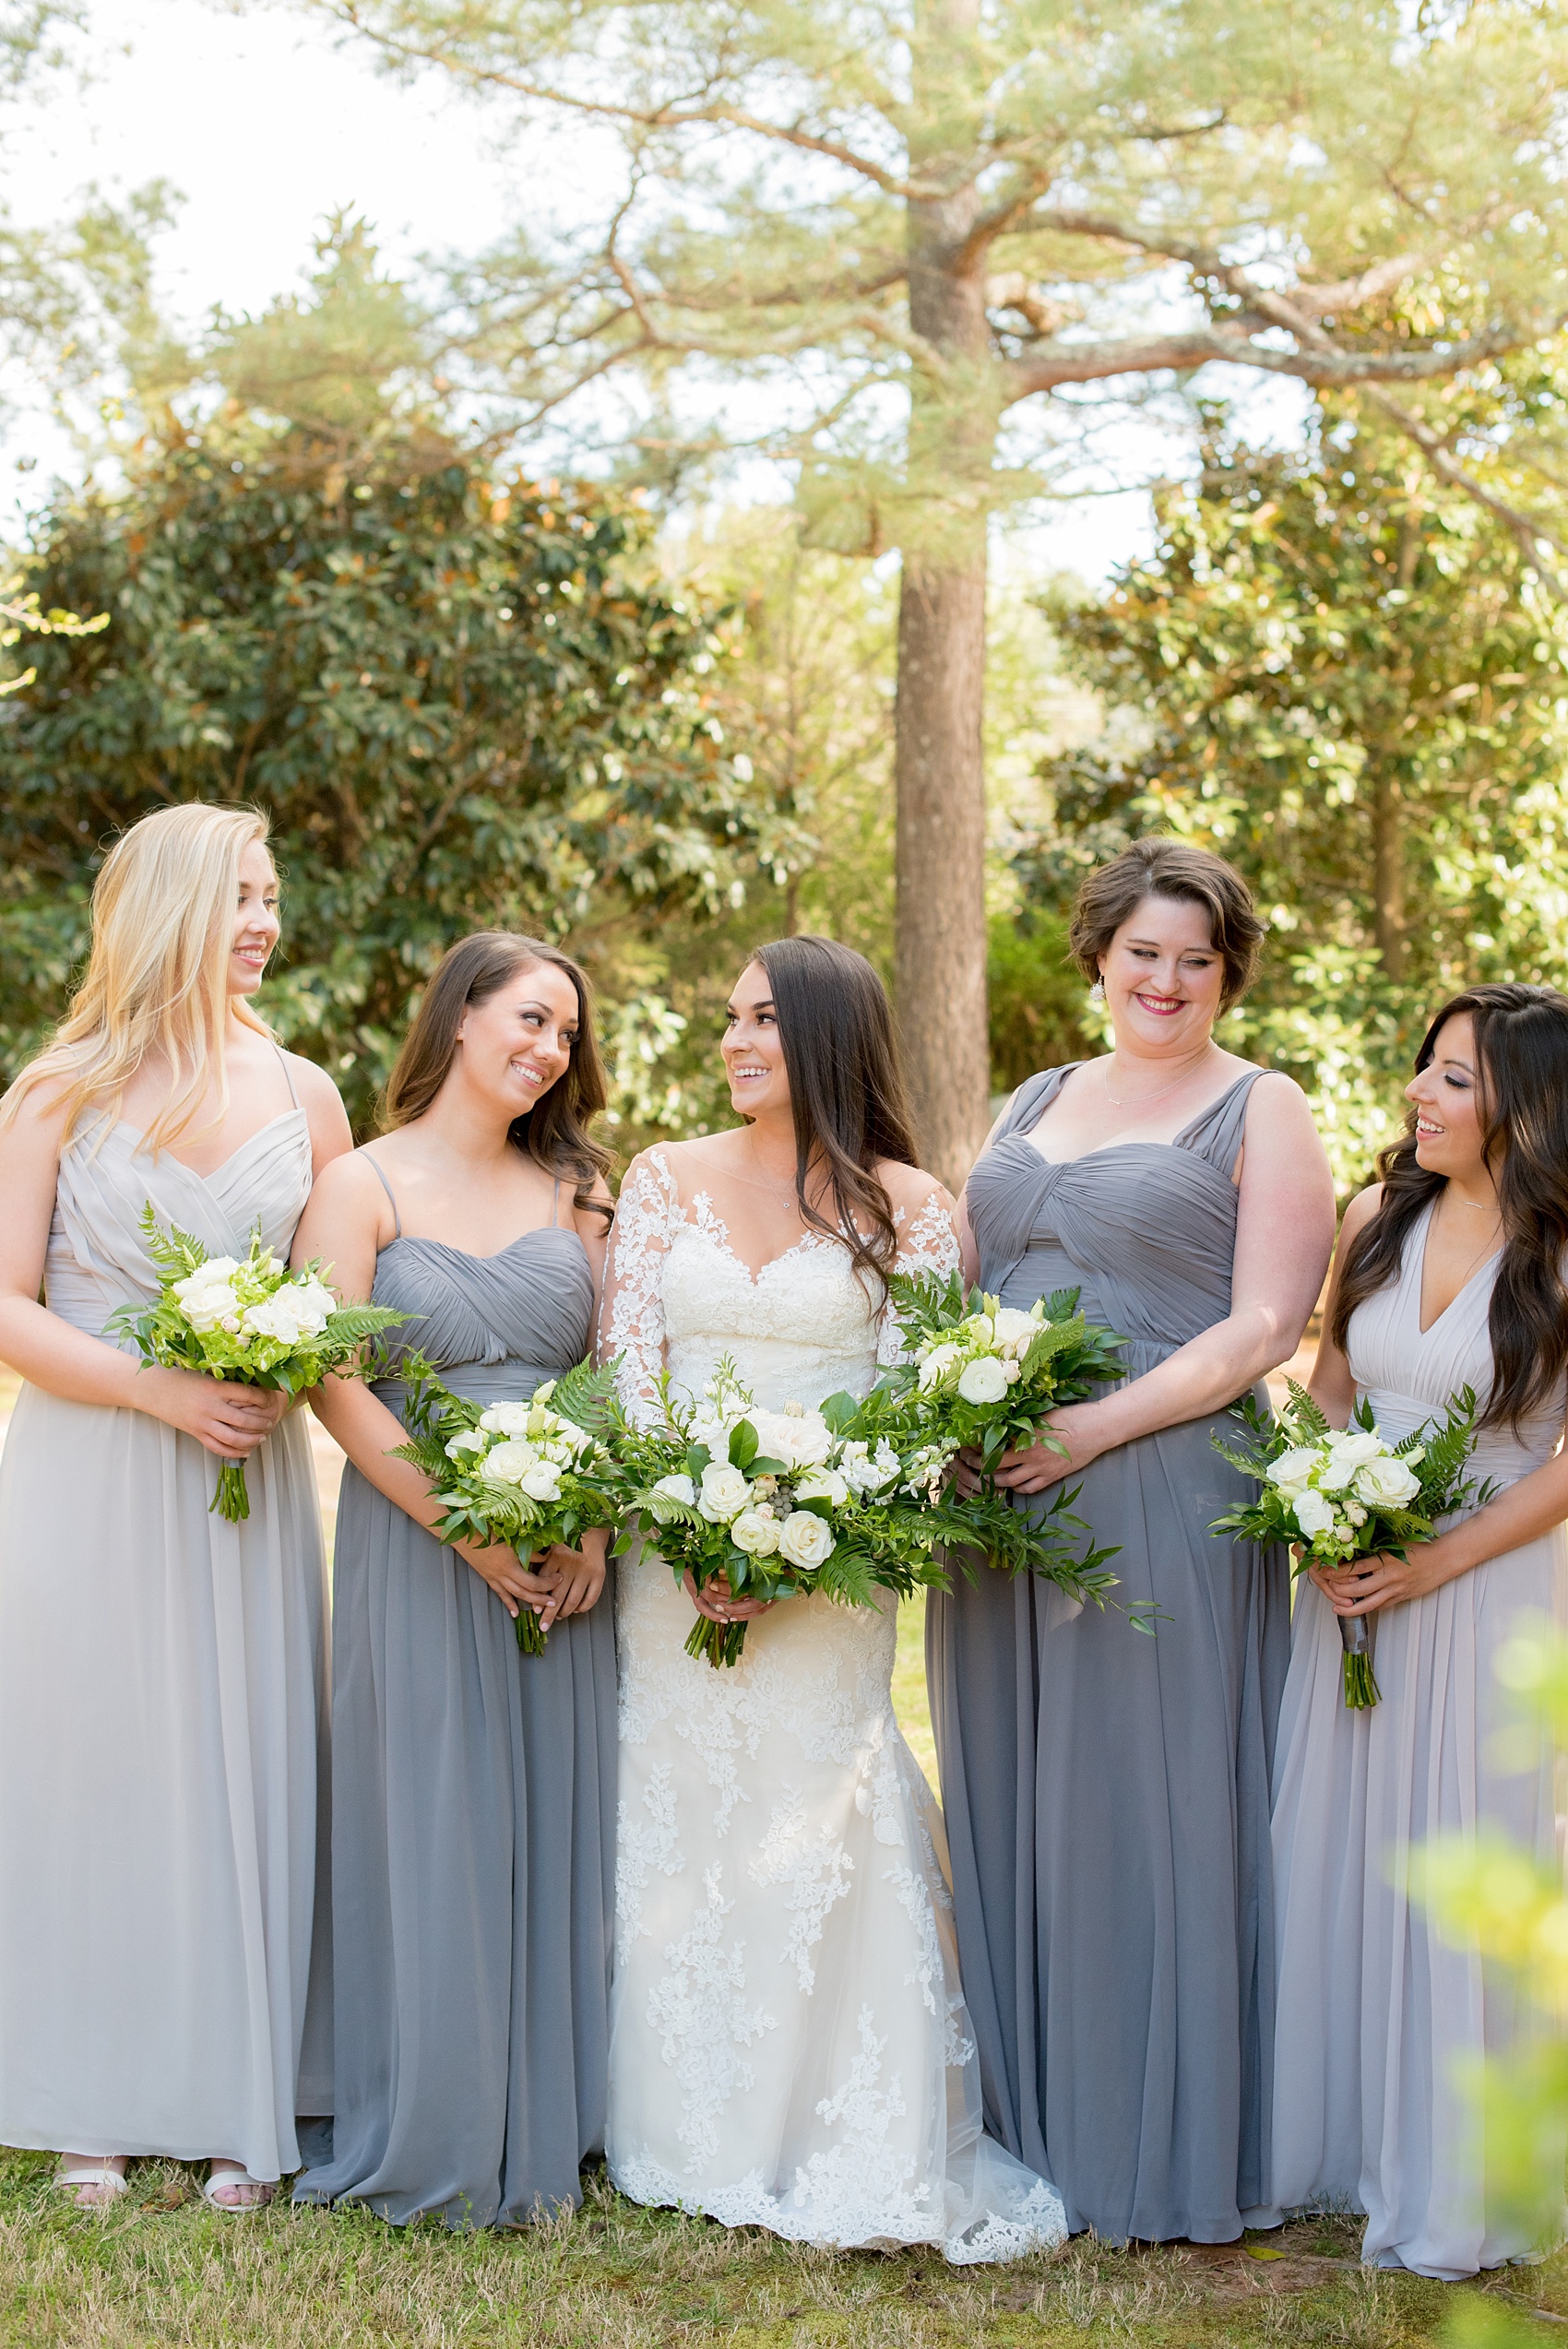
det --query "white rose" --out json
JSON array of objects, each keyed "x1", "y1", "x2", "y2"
[
  {"x1": 777, "y1": 1509, "x2": 835, "y2": 1570},
  {"x1": 956, "y1": 1356, "x2": 1010, "y2": 1406},
  {"x1": 795, "y1": 1466, "x2": 849, "y2": 1508},
  {"x1": 1326, "y1": 1429, "x2": 1384, "y2": 1467},
  {"x1": 1266, "y1": 1445, "x2": 1320, "y2": 1490},
  {"x1": 287, "y1": 1279, "x2": 337, "y2": 1328},
  {"x1": 730, "y1": 1506, "x2": 781, "y2": 1556},
  {"x1": 1292, "y1": 1486, "x2": 1337, "y2": 1538},
  {"x1": 991, "y1": 1306, "x2": 1042, "y2": 1354},
  {"x1": 749, "y1": 1408, "x2": 834, "y2": 1469},
  {"x1": 481, "y1": 1440, "x2": 538, "y2": 1487},
  {"x1": 445, "y1": 1430, "x2": 485, "y2": 1459},
  {"x1": 519, "y1": 1462, "x2": 563, "y2": 1503},
  {"x1": 240, "y1": 1293, "x2": 303, "y2": 1344},
  {"x1": 1316, "y1": 1453, "x2": 1359, "y2": 1493},
  {"x1": 651, "y1": 1472, "x2": 696, "y2": 1508},
  {"x1": 917, "y1": 1343, "x2": 962, "y2": 1391},
  {"x1": 480, "y1": 1402, "x2": 533, "y2": 1439},
  {"x1": 176, "y1": 1278, "x2": 239, "y2": 1333},
  {"x1": 699, "y1": 1462, "x2": 752, "y2": 1521},
  {"x1": 174, "y1": 1255, "x2": 240, "y2": 1292},
  {"x1": 1354, "y1": 1454, "x2": 1422, "y2": 1509}
]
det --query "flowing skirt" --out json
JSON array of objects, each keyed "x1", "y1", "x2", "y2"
[
  {"x1": 1270, "y1": 1531, "x2": 1568, "y2": 2277},
  {"x1": 0, "y1": 1386, "x2": 331, "y2": 2178}
]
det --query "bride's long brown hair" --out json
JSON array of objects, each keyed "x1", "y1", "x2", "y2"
[
  {"x1": 748, "y1": 935, "x2": 920, "y2": 1299},
  {"x1": 1331, "y1": 982, "x2": 1568, "y2": 1431}
]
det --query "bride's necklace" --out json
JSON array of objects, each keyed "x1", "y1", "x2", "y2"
[
  {"x1": 1100, "y1": 1052, "x2": 1213, "y2": 1114},
  {"x1": 1434, "y1": 1191, "x2": 1503, "y2": 1287}
]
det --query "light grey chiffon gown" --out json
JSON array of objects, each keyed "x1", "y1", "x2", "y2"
[
  {"x1": 295, "y1": 1166, "x2": 616, "y2": 2228},
  {"x1": 0, "y1": 1099, "x2": 332, "y2": 2181},
  {"x1": 928, "y1": 1065, "x2": 1289, "y2": 2244}
]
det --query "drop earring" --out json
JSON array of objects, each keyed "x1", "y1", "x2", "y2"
[{"x1": 1088, "y1": 979, "x2": 1106, "y2": 1007}]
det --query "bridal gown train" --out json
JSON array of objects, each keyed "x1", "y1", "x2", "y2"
[{"x1": 600, "y1": 1148, "x2": 1066, "y2": 2262}]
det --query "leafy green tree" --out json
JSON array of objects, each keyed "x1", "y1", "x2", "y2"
[
  {"x1": 1016, "y1": 396, "x2": 1568, "y2": 1182},
  {"x1": 0, "y1": 243, "x2": 782, "y2": 1133},
  {"x1": 305, "y1": 0, "x2": 1568, "y2": 1180}
]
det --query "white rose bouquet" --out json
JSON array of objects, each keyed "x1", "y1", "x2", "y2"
[
  {"x1": 602, "y1": 1357, "x2": 1063, "y2": 1669},
  {"x1": 106, "y1": 1205, "x2": 406, "y2": 1523},
  {"x1": 391, "y1": 1356, "x2": 623, "y2": 1654},
  {"x1": 888, "y1": 1269, "x2": 1129, "y2": 1487},
  {"x1": 1211, "y1": 1380, "x2": 1493, "y2": 1707}
]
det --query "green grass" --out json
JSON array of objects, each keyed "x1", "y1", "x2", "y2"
[{"x1": 0, "y1": 2155, "x2": 1559, "y2": 2348}]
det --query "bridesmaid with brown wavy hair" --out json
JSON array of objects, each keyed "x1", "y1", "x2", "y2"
[{"x1": 293, "y1": 931, "x2": 617, "y2": 2229}]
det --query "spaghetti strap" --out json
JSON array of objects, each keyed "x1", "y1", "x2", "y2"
[
  {"x1": 273, "y1": 1045, "x2": 300, "y2": 1108},
  {"x1": 362, "y1": 1152, "x2": 403, "y2": 1240},
  {"x1": 550, "y1": 1178, "x2": 562, "y2": 1229}
]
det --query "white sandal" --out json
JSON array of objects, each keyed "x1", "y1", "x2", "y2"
[
  {"x1": 53, "y1": 2164, "x2": 127, "y2": 2206},
  {"x1": 202, "y1": 2164, "x2": 273, "y2": 2211}
]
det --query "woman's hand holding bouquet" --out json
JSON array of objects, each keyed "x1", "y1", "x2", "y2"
[
  {"x1": 107, "y1": 1207, "x2": 405, "y2": 1522},
  {"x1": 1211, "y1": 1380, "x2": 1492, "y2": 1707},
  {"x1": 392, "y1": 1357, "x2": 622, "y2": 1653}
]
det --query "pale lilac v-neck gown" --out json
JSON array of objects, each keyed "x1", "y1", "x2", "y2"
[
  {"x1": 1268, "y1": 1200, "x2": 1568, "y2": 2276},
  {"x1": 0, "y1": 1109, "x2": 331, "y2": 2180}
]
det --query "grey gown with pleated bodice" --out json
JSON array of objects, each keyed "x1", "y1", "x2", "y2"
[
  {"x1": 927, "y1": 1065, "x2": 1288, "y2": 2244},
  {"x1": 295, "y1": 1172, "x2": 616, "y2": 2228}
]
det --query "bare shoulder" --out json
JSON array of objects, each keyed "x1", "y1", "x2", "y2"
[
  {"x1": 0, "y1": 1069, "x2": 73, "y2": 1155},
  {"x1": 876, "y1": 1159, "x2": 955, "y2": 1219},
  {"x1": 284, "y1": 1050, "x2": 344, "y2": 1118},
  {"x1": 1338, "y1": 1182, "x2": 1385, "y2": 1241},
  {"x1": 307, "y1": 1143, "x2": 393, "y2": 1220},
  {"x1": 573, "y1": 1171, "x2": 616, "y2": 1232},
  {"x1": 1241, "y1": 1066, "x2": 1320, "y2": 1138}
]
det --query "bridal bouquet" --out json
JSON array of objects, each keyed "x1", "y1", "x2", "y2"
[
  {"x1": 1211, "y1": 1380, "x2": 1491, "y2": 1707},
  {"x1": 107, "y1": 1207, "x2": 405, "y2": 1522},
  {"x1": 886, "y1": 1272, "x2": 1129, "y2": 1489},
  {"x1": 392, "y1": 1356, "x2": 622, "y2": 1654},
  {"x1": 605, "y1": 1357, "x2": 1098, "y2": 1668}
]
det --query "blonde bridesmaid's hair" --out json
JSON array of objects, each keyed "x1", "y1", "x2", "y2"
[{"x1": 0, "y1": 801, "x2": 275, "y2": 1148}]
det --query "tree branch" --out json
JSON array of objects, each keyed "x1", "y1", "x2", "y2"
[{"x1": 1003, "y1": 325, "x2": 1520, "y2": 399}]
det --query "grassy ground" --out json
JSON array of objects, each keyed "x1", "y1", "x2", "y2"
[{"x1": 0, "y1": 2154, "x2": 1559, "y2": 2349}]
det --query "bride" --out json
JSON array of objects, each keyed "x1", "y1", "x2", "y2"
[{"x1": 599, "y1": 935, "x2": 1066, "y2": 2260}]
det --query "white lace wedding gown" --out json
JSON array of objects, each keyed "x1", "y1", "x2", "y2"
[{"x1": 599, "y1": 1147, "x2": 1067, "y2": 2261}]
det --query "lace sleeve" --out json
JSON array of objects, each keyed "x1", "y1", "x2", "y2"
[
  {"x1": 876, "y1": 1186, "x2": 961, "y2": 1369},
  {"x1": 597, "y1": 1147, "x2": 681, "y2": 1429}
]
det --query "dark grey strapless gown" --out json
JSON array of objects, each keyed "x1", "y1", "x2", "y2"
[
  {"x1": 928, "y1": 1066, "x2": 1288, "y2": 2245},
  {"x1": 295, "y1": 1226, "x2": 616, "y2": 2227}
]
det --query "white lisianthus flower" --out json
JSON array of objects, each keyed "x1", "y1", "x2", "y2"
[
  {"x1": 174, "y1": 1255, "x2": 240, "y2": 1296},
  {"x1": 917, "y1": 1343, "x2": 963, "y2": 1391},
  {"x1": 1355, "y1": 1453, "x2": 1422, "y2": 1508},
  {"x1": 1003, "y1": 1360, "x2": 1022, "y2": 1384},
  {"x1": 652, "y1": 1471, "x2": 696, "y2": 1508},
  {"x1": 176, "y1": 1278, "x2": 240, "y2": 1333},
  {"x1": 777, "y1": 1509, "x2": 835, "y2": 1569},
  {"x1": 519, "y1": 1462, "x2": 563, "y2": 1503},
  {"x1": 481, "y1": 1440, "x2": 538, "y2": 1487},
  {"x1": 796, "y1": 1466, "x2": 850, "y2": 1508},
  {"x1": 1293, "y1": 1486, "x2": 1337, "y2": 1538},
  {"x1": 481, "y1": 1401, "x2": 533, "y2": 1438},
  {"x1": 445, "y1": 1430, "x2": 485, "y2": 1459},
  {"x1": 243, "y1": 1288, "x2": 330, "y2": 1345},
  {"x1": 730, "y1": 1506, "x2": 781, "y2": 1557},
  {"x1": 991, "y1": 1306, "x2": 1043, "y2": 1354},
  {"x1": 1266, "y1": 1445, "x2": 1320, "y2": 1490},
  {"x1": 699, "y1": 1462, "x2": 752, "y2": 1521},
  {"x1": 956, "y1": 1356, "x2": 1010, "y2": 1406},
  {"x1": 289, "y1": 1279, "x2": 338, "y2": 1327},
  {"x1": 1317, "y1": 1453, "x2": 1360, "y2": 1493}
]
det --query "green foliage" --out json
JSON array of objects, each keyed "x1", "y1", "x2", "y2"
[
  {"x1": 1016, "y1": 392, "x2": 1568, "y2": 1188},
  {"x1": 987, "y1": 910, "x2": 1093, "y2": 1097},
  {"x1": 0, "y1": 423, "x2": 784, "y2": 1135}
]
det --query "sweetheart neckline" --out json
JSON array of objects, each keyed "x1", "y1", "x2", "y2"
[
  {"x1": 381, "y1": 1225, "x2": 590, "y2": 1270},
  {"x1": 672, "y1": 1210, "x2": 848, "y2": 1288},
  {"x1": 110, "y1": 1106, "x2": 307, "y2": 1181},
  {"x1": 988, "y1": 1131, "x2": 1241, "y2": 1180}
]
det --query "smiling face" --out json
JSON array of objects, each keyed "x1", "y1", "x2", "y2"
[
  {"x1": 228, "y1": 839, "x2": 281, "y2": 1000},
  {"x1": 1407, "y1": 1013, "x2": 1491, "y2": 1185},
  {"x1": 722, "y1": 960, "x2": 791, "y2": 1121},
  {"x1": 455, "y1": 956, "x2": 579, "y2": 1121},
  {"x1": 1100, "y1": 891, "x2": 1226, "y2": 1054}
]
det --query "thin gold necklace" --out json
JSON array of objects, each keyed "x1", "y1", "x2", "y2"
[{"x1": 1100, "y1": 1052, "x2": 1213, "y2": 1113}]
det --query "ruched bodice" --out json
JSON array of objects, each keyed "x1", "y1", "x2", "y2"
[
  {"x1": 46, "y1": 1110, "x2": 313, "y2": 1340},
  {"x1": 965, "y1": 1066, "x2": 1264, "y2": 1375},
  {"x1": 368, "y1": 1228, "x2": 595, "y2": 1411},
  {"x1": 1347, "y1": 1198, "x2": 1562, "y2": 1489}
]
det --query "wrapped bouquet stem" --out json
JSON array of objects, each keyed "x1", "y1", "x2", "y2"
[
  {"x1": 107, "y1": 1207, "x2": 405, "y2": 1522},
  {"x1": 1212, "y1": 1379, "x2": 1493, "y2": 1708},
  {"x1": 391, "y1": 1355, "x2": 622, "y2": 1654}
]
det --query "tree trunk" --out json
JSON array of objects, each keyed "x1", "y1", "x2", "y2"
[
  {"x1": 894, "y1": 0, "x2": 992, "y2": 1189},
  {"x1": 1372, "y1": 770, "x2": 1405, "y2": 979}
]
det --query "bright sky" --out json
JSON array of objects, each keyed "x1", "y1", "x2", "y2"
[{"x1": 0, "y1": 0, "x2": 1286, "y2": 578}]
